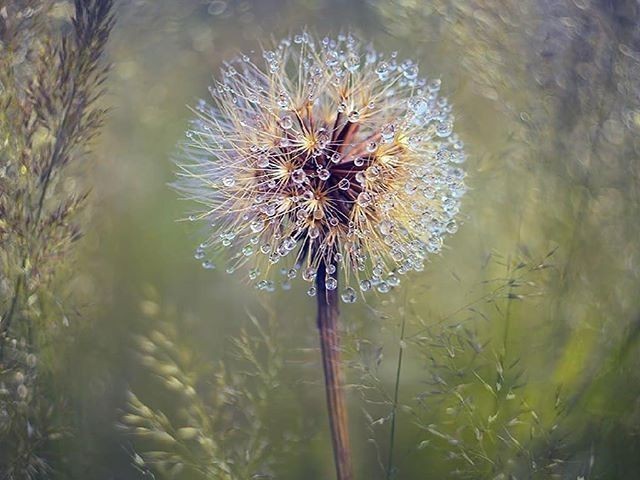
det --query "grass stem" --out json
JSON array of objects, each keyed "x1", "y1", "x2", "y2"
[{"x1": 386, "y1": 301, "x2": 407, "y2": 479}]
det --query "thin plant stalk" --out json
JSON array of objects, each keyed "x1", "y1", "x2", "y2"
[
  {"x1": 316, "y1": 261, "x2": 353, "y2": 480},
  {"x1": 386, "y1": 303, "x2": 407, "y2": 479}
]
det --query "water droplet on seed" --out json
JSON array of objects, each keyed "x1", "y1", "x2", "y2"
[
  {"x1": 280, "y1": 115, "x2": 293, "y2": 130},
  {"x1": 348, "y1": 110, "x2": 360, "y2": 122},
  {"x1": 318, "y1": 168, "x2": 330, "y2": 180},
  {"x1": 302, "y1": 267, "x2": 317, "y2": 281},
  {"x1": 357, "y1": 191, "x2": 372, "y2": 207},
  {"x1": 325, "y1": 276, "x2": 338, "y2": 290},
  {"x1": 341, "y1": 287, "x2": 357, "y2": 303},
  {"x1": 291, "y1": 168, "x2": 306, "y2": 184}
]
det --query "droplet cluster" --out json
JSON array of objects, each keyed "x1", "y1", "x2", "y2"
[{"x1": 175, "y1": 32, "x2": 466, "y2": 302}]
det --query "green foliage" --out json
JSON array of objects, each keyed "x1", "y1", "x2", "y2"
[
  {"x1": 408, "y1": 253, "x2": 570, "y2": 478},
  {"x1": 0, "y1": 0, "x2": 113, "y2": 335},
  {"x1": 120, "y1": 301, "x2": 303, "y2": 480},
  {"x1": 0, "y1": 1, "x2": 114, "y2": 477}
]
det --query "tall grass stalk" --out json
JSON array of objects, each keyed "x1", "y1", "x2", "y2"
[{"x1": 386, "y1": 299, "x2": 407, "y2": 480}]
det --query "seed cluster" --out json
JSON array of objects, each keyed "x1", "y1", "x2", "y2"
[{"x1": 175, "y1": 32, "x2": 466, "y2": 302}]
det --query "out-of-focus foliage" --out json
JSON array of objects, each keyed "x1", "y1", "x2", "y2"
[
  {"x1": 0, "y1": 1, "x2": 114, "y2": 478},
  {"x1": 406, "y1": 251, "x2": 573, "y2": 479},
  {"x1": 119, "y1": 297, "x2": 306, "y2": 480}
]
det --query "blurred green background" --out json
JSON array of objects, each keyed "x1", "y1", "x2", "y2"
[{"x1": 33, "y1": 0, "x2": 640, "y2": 478}]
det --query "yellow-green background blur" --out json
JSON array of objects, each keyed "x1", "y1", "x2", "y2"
[{"x1": 55, "y1": 0, "x2": 640, "y2": 478}]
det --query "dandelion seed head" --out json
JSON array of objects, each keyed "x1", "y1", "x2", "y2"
[{"x1": 175, "y1": 32, "x2": 466, "y2": 302}]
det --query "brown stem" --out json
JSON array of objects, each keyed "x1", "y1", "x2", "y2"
[{"x1": 316, "y1": 261, "x2": 354, "y2": 480}]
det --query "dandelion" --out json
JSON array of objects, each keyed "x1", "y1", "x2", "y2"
[{"x1": 174, "y1": 31, "x2": 466, "y2": 480}]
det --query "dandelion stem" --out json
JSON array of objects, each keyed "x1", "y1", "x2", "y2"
[
  {"x1": 386, "y1": 303, "x2": 407, "y2": 480},
  {"x1": 316, "y1": 261, "x2": 353, "y2": 480}
]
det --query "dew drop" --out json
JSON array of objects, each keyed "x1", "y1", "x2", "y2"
[
  {"x1": 317, "y1": 129, "x2": 330, "y2": 149},
  {"x1": 379, "y1": 220, "x2": 394, "y2": 236},
  {"x1": 408, "y1": 96, "x2": 429, "y2": 116},
  {"x1": 366, "y1": 166, "x2": 380, "y2": 179},
  {"x1": 345, "y1": 53, "x2": 360, "y2": 72},
  {"x1": 408, "y1": 135, "x2": 421, "y2": 148},
  {"x1": 278, "y1": 92, "x2": 290, "y2": 109},
  {"x1": 308, "y1": 226, "x2": 320, "y2": 239},
  {"x1": 427, "y1": 78, "x2": 441, "y2": 92},
  {"x1": 264, "y1": 204, "x2": 276, "y2": 216},
  {"x1": 341, "y1": 287, "x2": 357, "y2": 303},
  {"x1": 450, "y1": 151, "x2": 466, "y2": 164},
  {"x1": 388, "y1": 274, "x2": 400, "y2": 286},
  {"x1": 291, "y1": 168, "x2": 306, "y2": 184},
  {"x1": 282, "y1": 237, "x2": 297, "y2": 251},
  {"x1": 280, "y1": 115, "x2": 293, "y2": 130},
  {"x1": 338, "y1": 178, "x2": 351, "y2": 190},
  {"x1": 375, "y1": 61, "x2": 390, "y2": 80},
  {"x1": 381, "y1": 123, "x2": 396, "y2": 143},
  {"x1": 302, "y1": 267, "x2": 317, "y2": 281},
  {"x1": 325, "y1": 276, "x2": 338, "y2": 290},
  {"x1": 318, "y1": 168, "x2": 331, "y2": 180},
  {"x1": 436, "y1": 120, "x2": 453, "y2": 138},
  {"x1": 250, "y1": 219, "x2": 265, "y2": 232},
  {"x1": 348, "y1": 110, "x2": 360, "y2": 122},
  {"x1": 357, "y1": 191, "x2": 372, "y2": 207},
  {"x1": 403, "y1": 64, "x2": 418, "y2": 80}
]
